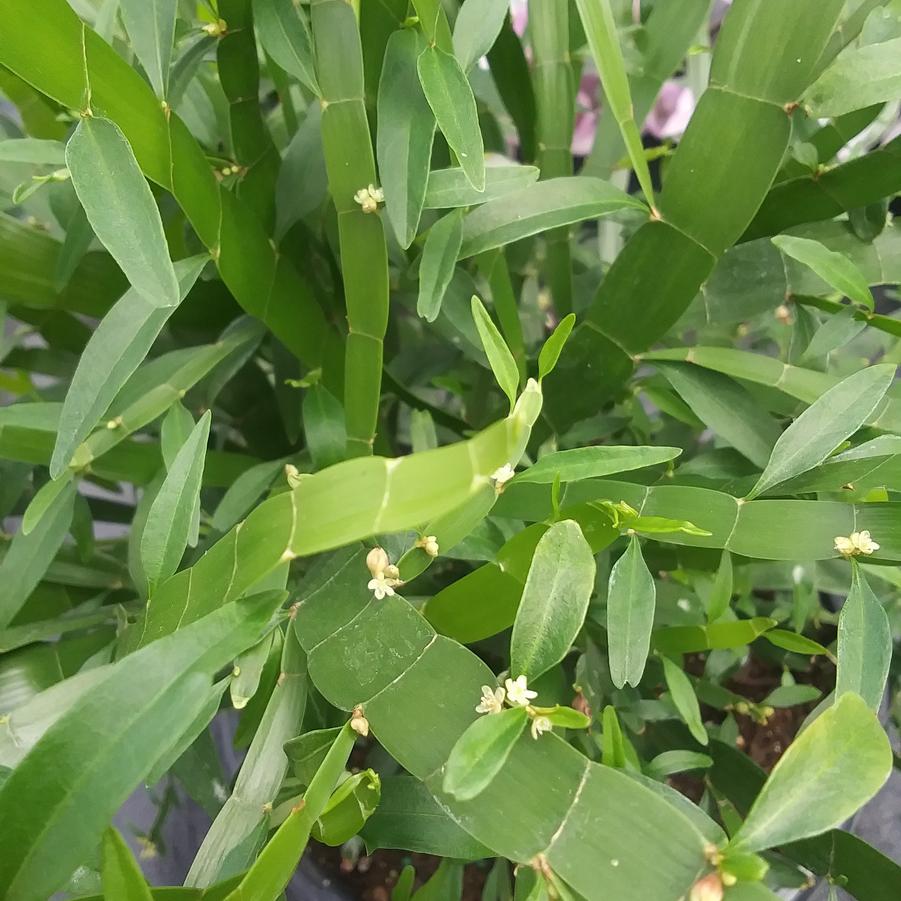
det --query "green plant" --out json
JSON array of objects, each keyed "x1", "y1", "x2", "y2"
[{"x1": 1, "y1": 1, "x2": 900, "y2": 899}]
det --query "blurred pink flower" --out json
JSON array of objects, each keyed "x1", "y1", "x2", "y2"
[
  {"x1": 511, "y1": 0, "x2": 528, "y2": 37},
  {"x1": 644, "y1": 81, "x2": 696, "y2": 140},
  {"x1": 572, "y1": 72, "x2": 600, "y2": 156}
]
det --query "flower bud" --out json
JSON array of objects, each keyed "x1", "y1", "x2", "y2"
[
  {"x1": 689, "y1": 873, "x2": 724, "y2": 901},
  {"x1": 366, "y1": 547, "x2": 390, "y2": 578}
]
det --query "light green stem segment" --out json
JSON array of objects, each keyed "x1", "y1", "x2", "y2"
[
  {"x1": 218, "y1": 0, "x2": 280, "y2": 229},
  {"x1": 311, "y1": 0, "x2": 389, "y2": 458},
  {"x1": 529, "y1": 0, "x2": 575, "y2": 316},
  {"x1": 120, "y1": 380, "x2": 542, "y2": 652}
]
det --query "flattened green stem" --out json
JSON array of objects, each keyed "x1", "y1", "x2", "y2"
[
  {"x1": 217, "y1": 0, "x2": 280, "y2": 228},
  {"x1": 0, "y1": 0, "x2": 341, "y2": 381},
  {"x1": 311, "y1": 0, "x2": 389, "y2": 458},
  {"x1": 529, "y1": 0, "x2": 575, "y2": 316}
]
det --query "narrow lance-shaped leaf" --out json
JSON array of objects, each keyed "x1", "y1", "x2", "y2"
[
  {"x1": 443, "y1": 706, "x2": 529, "y2": 801},
  {"x1": 835, "y1": 564, "x2": 892, "y2": 712},
  {"x1": 574, "y1": 0, "x2": 655, "y2": 208},
  {"x1": 607, "y1": 534, "x2": 656, "y2": 689},
  {"x1": 378, "y1": 28, "x2": 436, "y2": 248},
  {"x1": 729, "y1": 693, "x2": 892, "y2": 853},
  {"x1": 510, "y1": 520, "x2": 596, "y2": 681},
  {"x1": 222, "y1": 724, "x2": 357, "y2": 901},
  {"x1": 805, "y1": 36, "x2": 901, "y2": 118},
  {"x1": 459, "y1": 177, "x2": 645, "y2": 259},
  {"x1": 141, "y1": 410, "x2": 211, "y2": 592},
  {"x1": 118, "y1": 0, "x2": 178, "y2": 98},
  {"x1": 517, "y1": 445, "x2": 680, "y2": 484},
  {"x1": 656, "y1": 363, "x2": 780, "y2": 470},
  {"x1": 706, "y1": 550, "x2": 733, "y2": 623},
  {"x1": 661, "y1": 655, "x2": 708, "y2": 746},
  {"x1": 418, "y1": 210, "x2": 463, "y2": 322},
  {"x1": 252, "y1": 0, "x2": 318, "y2": 94},
  {"x1": 538, "y1": 314, "x2": 575, "y2": 381},
  {"x1": 0, "y1": 137, "x2": 66, "y2": 164},
  {"x1": 0, "y1": 480, "x2": 76, "y2": 630},
  {"x1": 101, "y1": 827, "x2": 153, "y2": 901},
  {"x1": 452, "y1": 0, "x2": 510, "y2": 71},
  {"x1": 0, "y1": 592, "x2": 284, "y2": 901},
  {"x1": 471, "y1": 295, "x2": 520, "y2": 411},
  {"x1": 417, "y1": 44, "x2": 485, "y2": 191},
  {"x1": 65, "y1": 116, "x2": 179, "y2": 307},
  {"x1": 747, "y1": 364, "x2": 897, "y2": 499},
  {"x1": 49, "y1": 256, "x2": 209, "y2": 479},
  {"x1": 772, "y1": 235, "x2": 873, "y2": 309},
  {"x1": 424, "y1": 165, "x2": 539, "y2": 209}
]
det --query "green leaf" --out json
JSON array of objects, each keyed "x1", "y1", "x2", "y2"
[
  {"x1": 510, "y1": 520, "x2": 596, "y2": 681},
  {"x1": 771, "y1": 235, "x2": 873, "y2": 309},
  {"x1": 601, "y1": 705, "x2": 627, "y2": 769},
  {"x1": 574, "y1": 0, "x2": 655, "y2": 207},
  {"x1": 0, "y1": 138, "x2": 66, "y2": 164},
  {"x1": 65, "y1": 116, "x2": 179, "y2": 308},
  {"x1": 656, "y1": 363, "x2": 780, "y2": 469},
  {"x1": 21, "y1": 471, "x2": 74, "y2": 535},
  {"x1": 378, "y1": 29, "x2": 435, "y2": 248},
  {"x1": 730, "y1": 693, "x2": 891, "y2": 853},
  {"x1": 361, "y1": 774, "x2": 492, "y2": 859},
  {"x1": 391, "y1": 866, "x2": 415, "y2": 901},
  {"x1": 0, "y1": 592, "x2": 283, "y2": 901},
  {"x1": 230, "y1": 631, "x2": 276, "y2": 710},
  {"x1": 653, "y1": 618, "x2": 776, "y2": 656},
  {"x1": 101, "y1": 827, "x2": 153, "y2": 901},
  {"x1": 706, "y1": 551, "x2": 733, "y2": 623},
  {"x1": 221, "y1": 724, "x2": 356, "y2": 901},
  {"x1": 836, "y1": 565, "x2": 891, "y2": 711},
  {"x1": 646, "y1": 751, "x2": 712, "y2": 781},
  {"x1": 417, "y1": 45, "x2": 485, "y2": 191},
  {"x1": 303, "y1": 384, "x2": 347, "y2": 471},
  {"x1": 253, "y1": 0, "x2": 317, "y2": 94},
  {"x1": 161, "y1": 401, "x2": 196, "y2": 470},
  {"x1": 538, "y1": 314, "x2": 575, "y2": 381},
  {"x1": 49, "y1": 256, "x2": 207, "y2": 478},
  {"x1": 459, "y1": 177, "x2": 645, "y2": 259},
  {"x1": 141, "y1": 410, "x2": 211, "y2": 592},
  {"x1": 418, "y1": 209, "x2": 464, "y2": 322},
  {"x1": 661, "y1": 655, "x2": 707, "y2": 746},
  {"x1": 763, "y1": 629, "x2": 830, "y2": 656},
  {"x1": 452, "y1": 0, "x2": 509, "y2": 71},
  {"x1": 211, "y1": 459, "x2": 285, "y2": 534},
  {"x1": 312, "y1": 769, "x2": 381, "y2": 846},
  {"x1": 762, "y1": 684, "x2": 821, "y2": 708},
  {"x1": 517, "y1": 445, "x2": 680, "y2": 484},
  {"x1": 805, "y1": 36, "x2": 901, "y2": 118},
  {"x1": 118, "y1": 0, "x2": 177, "y2": 98},
  {"x1": 284, "y1": 727, "x2": 342, "y2": 787},
  {"x1": 0, "y1": 480, "x2": 76, "y2": 630},
  {"x1": 607, "y1": 535, "x2": 655, "y2": 689},
  {"x1": 443, "y1": 706, "x2": 528, "y2": 801},
  {"x1": 424, "y1": 165, "x2": 539, "y2": 209},
  {"x1": 471, "y1": 294, "x2": 520, "y2": 411},
  {"x1": 187, "y1": 626, "x2": 306, "y2": 887},
  {"x1": 747, "y1": 364, "x2": 897, "y2": 499}
]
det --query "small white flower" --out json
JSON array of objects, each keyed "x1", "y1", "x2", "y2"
[
  {"x1": 530, "y1": 715, "x2": 552, "y2": 740},
  {"x1": 367, "y1": 574, "x2": 395, "y2": 600},
  {"x1": 505, "y1": 675, "x2": 537, "y2": 707},
  {"x1": 418, "y1": 535, "x2": 440, "y2": 558},
  {"x1": 353, "y1": 184, "x2": 384, "y2": 213},
  {"x1": 491, "y1": 463, "x2": 515, "y2": 492},
  {"x1": 475, "y1": 684, "x2": 505, "y2": 715},
  {"x1": 834, "y1": 530, "x2": 880, "y2": 557}
]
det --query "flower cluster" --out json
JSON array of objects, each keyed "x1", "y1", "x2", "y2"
[
  {"x1": 365, "y1": 547, "x2": 402, "y2": 599},
  {"x1": 353, "y1": 184, "x2": 384, "y2": 214},
  {"x1": 416, "y1": 534, "x2": 440, "y2": 557},
  {"x1": 834, "y1": 530, "x2": 880, "y2": 558},
  {"x1": 475, "y1": 675, "x2": 550, "y2": 740}
]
